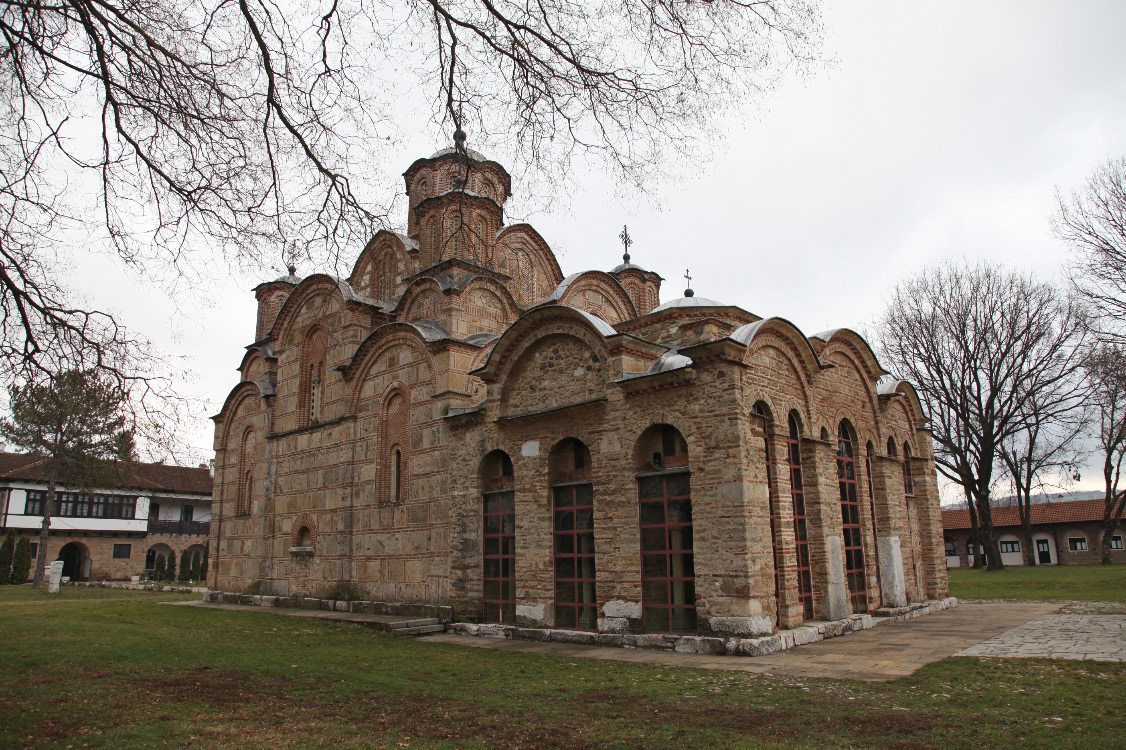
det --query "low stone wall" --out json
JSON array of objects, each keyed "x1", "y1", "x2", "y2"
[
  {"x1": 202, "y1": 590, "x2": 454, "y2": 623},
  {"x1": 447, "y1": 598, "x2": 959, "y2": 657}
]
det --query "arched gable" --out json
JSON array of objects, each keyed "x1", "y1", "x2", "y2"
[
  {"x1": 810, "y1": 329, "x2": 888, "y2": 383},
  {"x1": 496, "y1": 224, "x2": 564, "y2": 305},
  {"x1": 878, "y1": 378, "x2": 927, "y2": 445},
  {"x1": 732, "y1": 318, "x2": 822, "y2": 382},
  {"x1": 349, "y1": 230, "x2": 415, "y2": 299},
  {"x1": 347, "y1": 323, "x2": 437, "y2": 412},
  {"x1": 472, "y1": 305, "x2": 615, "y2": 385},
  {"x1": 213, "y1": 381, "x2": 266, "y2": 445},
  {"x1": 819, "y1": 346, "x2": 881, "y2": 439},
  {"x1": 550, "y1": 271, "x2": 637, "y2": 324},
  {"x1": 460, "y1": 276, "x2": 522, "y2": 324},
  {"x1": 265, "y1": 274, "x2": 366, "y2": 346}
]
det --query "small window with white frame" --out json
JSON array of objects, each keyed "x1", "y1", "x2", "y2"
[
  {"x1": 1068, "y1": 537, "x2": 1088, "y2": 552},
  {"x1": 999, "y1": 540, "x2": 1020, "y2": 553},
  {"x1": 1111, "y1": 536, "x2": 1124, "y2": 550}
]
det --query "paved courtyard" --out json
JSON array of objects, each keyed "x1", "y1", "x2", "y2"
[
  {"x1": 422, "y1": 601, "x2": 1083, "y2": 681},
  {"x1": 956, "y1": 613, "x2": 1126, "y2": 662}
]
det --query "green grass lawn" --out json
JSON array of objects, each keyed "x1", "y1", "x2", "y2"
[
  {"x1": 947, "y1": 564, "x2": 1126, "y2": 603},
  {"x1": 0, "y1": 587, "x2": 1122, "y2": 749}
]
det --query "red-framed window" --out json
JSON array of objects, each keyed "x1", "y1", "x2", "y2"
[
  {"x1": 786, "y1": 414, "x2": 814, "y2": 621},
  {"x1": 483, "y1": 451, "x2": 516, "y2": 624},
  {"x1": 553, "y1": 482, "x2": 597, "y2": 629},
  {"x1": 753, "y1": 403, "x2": 781, "y2": 625},
  {"x1": 837, "y1": 422, "x2": 868, "y2": 614},
  {"x1": 639, "y1": 471, "x2": 696, "y2": 633}
]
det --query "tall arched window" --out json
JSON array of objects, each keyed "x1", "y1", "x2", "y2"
[
  {"x1": 903, "y1": 443, "x2": 915, "y2": 497},
  {"x1": 390, "y1": 447, "x2": 402, "y2": 503},
  {"x1": 482, "y1": 450, "x2": 516, "y2": 623},
  {"x1": 550, "y1": 438, "x2": 596, "y2": 630},
  {"x1": 752, "y1": 402, "x2": 781, "y2": 625},
  {"x1": 786, "y1": 413, "x2": 814, "y2": 621},
  {"x1": 299, "y1": 328, "x2": 328, "y2": 428},
  {"x1": 838, "y1": 421, "x2": 868, "y2": 614},
  {"x1": 637, "y1": 424, "x2": 695, "y2": 633},
  {"x1": 379, "y1": 387, "x2": 409, "y2": 504},
  {"x1": 237, "y1": 428, "x2": 255, "y2": 516}
]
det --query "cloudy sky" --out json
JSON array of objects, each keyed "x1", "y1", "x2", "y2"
[{"x1": 65, "y1": 1, "x2": 1126, "y2": 496}]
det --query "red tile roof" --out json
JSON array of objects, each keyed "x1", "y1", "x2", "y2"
[
  {"x1": 0, "y1": 452, "x2": 212, "y2": 495},
  {"x1": 942, "y1": 498, "x2": 1108, "y2": 530}
]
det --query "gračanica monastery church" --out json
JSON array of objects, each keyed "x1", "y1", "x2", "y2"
[{"x1": 210, "y1": 141, "x2": 949, "y2": 649}]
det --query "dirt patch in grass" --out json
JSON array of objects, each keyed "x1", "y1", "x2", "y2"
[{"x1": 138, "y1": 665, "x2": 295, "y2": 708}]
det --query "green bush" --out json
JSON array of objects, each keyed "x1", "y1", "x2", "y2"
[
  {"x1": 177, "y1": 549, "x2": 190, "y2": 582},
  {"x1": 10, "y1": 536, "x2": 31, "y2": 585},
  {"x1": 153, "y1": 553, "x2": 166, "y2": 582},
  {"x1": 0, "y1": 533, "x2": 14, "y2": 585},
  {"x1": 189, "y1": 551, "x2": 201, "y2": 582},
  {"x1": 200, "y1": 546, "x2": 208, "y2": 580}
]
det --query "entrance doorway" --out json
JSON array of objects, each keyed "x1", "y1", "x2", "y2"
[
  {"x1": 57, "y1": 542, "x2": 90, "y2": 581},
  {"x1": 1036, "y1": 539, "x2": 1052, "y2": 565}
]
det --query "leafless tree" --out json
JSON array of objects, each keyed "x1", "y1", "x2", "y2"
[
  {"x1": 1083, "y1": 345, "x2": 1126, "y2": 565},
  {"x1": 0, "y1": 0, "x2": 825, "y2": 418},
  {"x1": 998, "y1": 377, "x2": 1087, "y2": 567},
  {"x1": 1055, "y1": 157, "x2": 1126, "y2": 344},
  {"x1": 878, "y1": 262, "x2": 1087, "y2": 571}
]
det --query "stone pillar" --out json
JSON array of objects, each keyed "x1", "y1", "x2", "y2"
[
  {"x1": 799, "y1": 434, "x2": 849, "y2": 621},
  {"x1": 876, "y1": 536, "x2": 908, "y2": 607},
  {"x1": 47, "y1": 560, "x2": 64, "y2": 594},
  {"x1": 872, "y1": 453, "x2": 911, "y2": 607}
]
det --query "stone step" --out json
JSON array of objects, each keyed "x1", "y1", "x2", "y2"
[
  {"x1": 393, "y1": 623, "x2": 448, "y2": 637},
  {"x1": 385, "y1": 617, "x2": 442, "y2": 631}
]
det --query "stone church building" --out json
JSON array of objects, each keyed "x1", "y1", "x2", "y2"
[{"x1": 210, "y1": 144, "x2": 948, "y2": 641}]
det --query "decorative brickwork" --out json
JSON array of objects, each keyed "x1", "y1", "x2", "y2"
[{"x1": 211, "y1": 146, "x2": 948, "y2": 638}]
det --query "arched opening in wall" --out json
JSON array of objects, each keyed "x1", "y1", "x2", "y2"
[
  {"x1": 549, "y1": 438, "x2": 596, "y2": 630},
  {"x1": 390, "y1": 447, "x2": 402, "y2": 504},
  {"x1": 187, "y1": 544, "x2": 207, "y2": 579},
  {"x1": 837, "y1": 420, "x2": 868, "y2": 614},
  {"x1": 295, "y1": 525, "x2": 314, "y2": 548},
  {"x1": 57, "y1": 541, "x2": 90, "y2": 581},
  {"x1": 237, "y1": 428, "x2": 255, "y2": 516},
  {"x1": 299, "y1": 328, "x2": 328, "y2": 427},
  {"x1": 752, "y1": 402, "x2": 782, "y2": 626},
  {"x1": 481, "y1": 450, "x2": 516, "y2": 624},
  {"x1": 379, "y1": 386, "x2": 410, "y2": 504},
  {"x1": 635, "y1": 424, "x2": 696, "y2": 634},
  {"x1": 886, "y1": 437, "x2": 897, "y2": 458},
  {"x1": 146, "y1": 543, "x2": 173, "y2": 580},
  {"x1": 864, "y1": 441, "x2": 883, "y2": 601},
  {"x1": 902, "y1": 443, "x2": 915, "y2": 497},
  {"x1": 786, "y1": 412, "x2": 814, "y2": 621}
]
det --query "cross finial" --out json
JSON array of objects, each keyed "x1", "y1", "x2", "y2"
[
  {"x1": 684, "y1": 269, "x2": 694, "y2": 298},
  {"x1": 619, "y1": 225, "x2": 633, "y2": 263}
]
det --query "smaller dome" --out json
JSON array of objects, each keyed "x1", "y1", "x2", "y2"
[
  {"x1": 651, "y1": 296, "x2": 724, "y2": 312},
  {"x1": 610, "y1": 262, "x2": 648, "y2": 274},
  {"x1": 429, "y1": 146, "x2": 489, "y2": 162}
]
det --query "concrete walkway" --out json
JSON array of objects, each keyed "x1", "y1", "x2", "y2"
[{"x1": 420, "y1": 601, "x2": 1063, "y2": 681}]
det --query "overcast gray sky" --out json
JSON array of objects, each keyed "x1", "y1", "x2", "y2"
[{"x1": 66, "y1": 0, "x2": 1126, "y2": 496}]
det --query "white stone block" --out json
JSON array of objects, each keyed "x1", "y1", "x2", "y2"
[
  {"x1": 708, "y1": 615, "x2": 773, "y2": 637},
  {"x1": 602, "y1": 599, "x2": 641, "y2": 619},
  {"x1": 877, "y1": 536, "x2": 908, "y2": 608}
]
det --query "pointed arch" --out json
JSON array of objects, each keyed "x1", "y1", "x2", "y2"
[{"x1": 347, "y1": 323, "x2": 436, "y2": 413}]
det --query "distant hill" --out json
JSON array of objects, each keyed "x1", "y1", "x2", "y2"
[{"x1": 941, "y1": 489, "x2": 1105, "y2": 510}]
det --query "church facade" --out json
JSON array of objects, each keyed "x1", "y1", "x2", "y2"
[{"x1": 210, "y1": 145, "x2": 948, "y2": 639}]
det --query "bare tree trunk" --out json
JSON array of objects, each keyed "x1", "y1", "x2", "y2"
[
  {"x1": 1101, "y1": 492, "x2": 1125, "y2": 565},
  {"x1": 974, "y1": 489, "x2": 1005, "y2": 571},
  {"x1": 31, "y1": 473, "x2": 56, "y2": 588},
  {"x1": 967, "y1": 495, "x2": 984, "y2": 569},
  {"x1": 1017, "y1": 480, "x2": 1037, "y2": 567}
]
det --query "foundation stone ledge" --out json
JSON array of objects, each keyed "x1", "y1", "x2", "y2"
[
  {"x1": 674, "y1": 636, "x2": 725, "y2": 655},
  {"x1": 204, "y1": 591, "x2": 452, "y2": 621},
  {"x1": 708, "y1": 616, "x2": 773, "y2": 637},
  {"x1": 727, "y1": 635, "x2": 783, "y2": 657}
]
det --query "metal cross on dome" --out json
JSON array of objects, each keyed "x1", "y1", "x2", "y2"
[
  {"x1": 684, "y1": 269, "x2": 694, "y2": 298},
  {"x1": 619, "y1": 225, "x2": 633, "y2": 263}
]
